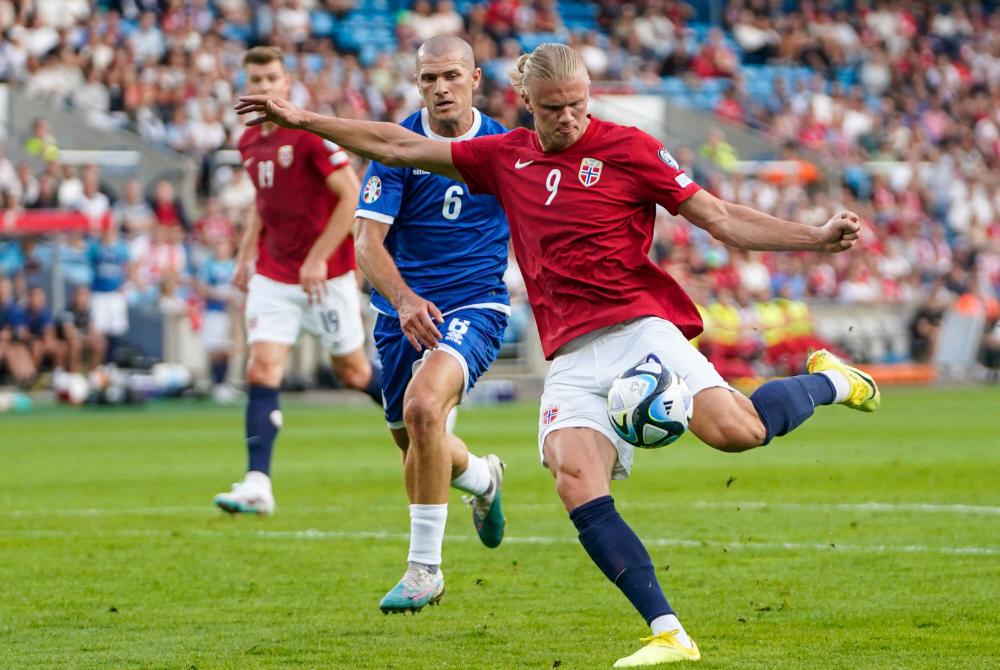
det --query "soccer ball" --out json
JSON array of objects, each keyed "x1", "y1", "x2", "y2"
[{"x1": 607, "y1": 359, "x2": 694, "y2": 449}]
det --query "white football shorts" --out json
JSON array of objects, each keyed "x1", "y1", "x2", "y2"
[
  {"x1": 538, "y1": 316, "x2": 734, "y2": 480},
  {"x1": 202, "y1": 310, "x2": 232, "y2": 353},
  {"x1": 90, "y1": 290, "x2": 129, "y2": 337},
  {"x1": 244, "y1": 272, "x2": 365, "y2": 356}
]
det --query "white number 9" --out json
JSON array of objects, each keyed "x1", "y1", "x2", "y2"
[
  {"x1": 442, "y1": 185, "x2": 463, "y2": 220},
  {"x1": 545, "y1": 169, "x2": 560, "y2": 206}
]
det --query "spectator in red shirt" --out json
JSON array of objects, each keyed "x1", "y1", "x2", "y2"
[
  {"x1": 194, "y1": 196, "x2": 236, "y2": 247},
  {"x1": 148, "y1": 179, "x2": 190, "y2": 231},
  {"x1": 714, "y1": 86, "x2": 745, "y2": 123}
]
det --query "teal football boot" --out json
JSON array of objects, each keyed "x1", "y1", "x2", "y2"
[
  {"x1": 379, "y1": 565, "x2": 445, "y2": 614},
  {"x1": 466, "y1": 454, "x2": 506, "y2": 548}
]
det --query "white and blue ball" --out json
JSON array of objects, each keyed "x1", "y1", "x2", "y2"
[{"x1": 607, "y1": 360, "x2": 694, "y2": 449}]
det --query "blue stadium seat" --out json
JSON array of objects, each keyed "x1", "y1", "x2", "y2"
[
  {"x1": 558, "y1": 2, "x2": 597, "y2": 20},
  {"x1": 835, "y1": 67, "x2": 857, "y2": 87},
  {"x1": 220, "y1": 23, "x2": 252, "y2": 43},
  {"x1": 304, "y1": 53, "x2": 325, "y2": 72},
  {"x1": 518, "y1": 32, "x2": 566, "y2": 52},
  {"x1": 564, "y1": 18, "x2": 597, "y2": 31},
  {"x1": 311, "y1": 11, "x2": 338, "y2": 37},
  {"x1": 660, "y1": 77, "x2": 688, "y2": 96},
  {"x1": 355, "y1": 0, "x2": 391, "y2": 11}
]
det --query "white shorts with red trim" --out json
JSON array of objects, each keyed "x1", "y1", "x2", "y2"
[
  {"x1": 244, "y1": 272, "x2": 365, "y2": 356},
  {"x1": 538, "y1": 316, "x2": 733, "y2": 480}
]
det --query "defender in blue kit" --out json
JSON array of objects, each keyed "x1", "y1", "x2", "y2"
[{"x1": 353, "y1": 36, "x2": 510, "y2": 614}]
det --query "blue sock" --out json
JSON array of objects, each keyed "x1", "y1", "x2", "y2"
[
  {"x1": 361, "y1": 360, "x2": 382, "y2": 405},
  {"x1": 211, "y1": 359, "x2": 227, "y2": 386},
  {"x1": 570, "y1": 495, "x2": 674, "y2": 625},
  {"x1": 246, "y1": 384, "x2": 280, "y2": 475},
  {"x1": 749, "y1": 374, "x2": 837, "y2": 445}
]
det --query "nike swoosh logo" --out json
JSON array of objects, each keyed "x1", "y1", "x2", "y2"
[
  {"x1": 243, "y1": 158, "x2": 254, "y2": 168},
  {"x1": 402, "y1": 584, "x2": 437, "y2": 600},
  {"x1": 514, "y1": 159, "x2": 534, "y2": 169}
]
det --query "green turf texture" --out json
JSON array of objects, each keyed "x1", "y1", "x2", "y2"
[{"x1": 2, "y1": 387, "x2": 1000, "y2": 669}]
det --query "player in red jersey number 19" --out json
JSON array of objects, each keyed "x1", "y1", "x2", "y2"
[
  {"x1": 236, "y1": 43, "x2": 879, "y2": 667},
  {"x1": 214, "y1": 47, "x2": 384, "y2": 517}
]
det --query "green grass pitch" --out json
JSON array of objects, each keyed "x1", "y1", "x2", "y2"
[{"x1": 2, "y1": 386, "x2": 1000, "y2": 669}]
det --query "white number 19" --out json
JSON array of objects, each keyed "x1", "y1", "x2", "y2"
[{"x1": 545, "y1": 169, "x2": 560, "y2": 206}]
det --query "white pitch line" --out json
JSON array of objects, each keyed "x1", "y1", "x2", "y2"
[
  {"x1": 2, "y1": 527, "x2": 998, "y2": 557},
  {"x1": 7, "y1": 500, "x2": 1000, "y2": 518},
  {"x1": 619, "y1": 501, "x2": 1000, "y2": 515}
]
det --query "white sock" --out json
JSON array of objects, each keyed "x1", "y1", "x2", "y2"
[
  {"x1": 818, "y1": 370, "x2": 850, "y2": 404},
  {"x1": 407, "y1": 503, "x2": 448, "y2": 567},
  {"x1": 445, "y1": 406, "x2": 457, "y2": 434},
  {"x1": 245, "y1": 470, "x2": 271, "y2": 491},
  {"x1": 451, "y1": 454, "x2": 492, "y2": 497},
  {"x1": 650, "y1": 614, "x2": 692, "y2": 649}
]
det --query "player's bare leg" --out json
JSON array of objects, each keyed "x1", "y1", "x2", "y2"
[
  {"x1": 214, "y1": 340, "x2": 288, "y2": 515},
  {"x1": 379, "y1": 351, "x2": 505, "y2": 614},
  {"x1": 544, "y1": 428, "x2": 699, "y2": 664},
  {"x1": 329, "y1": 345, "x2": 383, "y2": 404},
  {"x1": 65, "y1": 332, "x2": 83, "y2": 372},
  {"x1": 390, "y1": 428, "x2": 469, "y2": 498},
  {"x1": 86, "y1": 332, "x2": 107, "y2": 372},
  {"x1": 2, "y1": 341, "x2": 36, "y2": 387},
  {"x1": 690, "y1": 353, "x2": 880, "y2": 453},
  {"x1": 688, "y1": 387, "x2": 766, "y2": 452}
]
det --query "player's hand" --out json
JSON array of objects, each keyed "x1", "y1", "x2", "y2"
[
  {"x1": 818, "y1": 211, "x2": 861, "y2": 253},
  {"x1": 300, "y1": 256, "x2": 328, "y2": 305},
  {"x1": 397, "y1": 292, "x2": 444, "y2": 352},
  {"x1": 235, "y1": 96, "x2": 310, "y2": 129},
  {"x1": 232, "y1": 258, "x2": 254, "y2": 292}
]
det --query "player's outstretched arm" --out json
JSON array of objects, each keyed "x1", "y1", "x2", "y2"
[
  {"x1": 677, "y1": 190, "x2": 861, "y2": 253},
  {"x1": 235, "y1": 96, "x2": 464, "y2": 182},
  {"x1": 355, "y1": 217, "x2": 443, "y2": 352}
]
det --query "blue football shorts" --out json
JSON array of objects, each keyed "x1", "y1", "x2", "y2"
[{"x1": 374, "y1": 308, "x2": 508, "y2": 428}]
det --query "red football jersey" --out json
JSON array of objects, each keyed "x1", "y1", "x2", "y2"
[
  {"x1": 239, "y1": 125, "x2": 355, "y2": 284},
  {"x1": 452, "y1": 115, "x2": 702, "y2": 359}
]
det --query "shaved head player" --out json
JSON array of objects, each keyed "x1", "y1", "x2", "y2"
[
  {"x1": 237, "y1": 43, "x2": 879, "y2": 666},
  {"x1": 354, "y1": 36, "x2": 510, "y2": 614}
]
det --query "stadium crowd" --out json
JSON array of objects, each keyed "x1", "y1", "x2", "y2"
[{"x1": 3, "y1": 0, "x2": 1000, "y2": 387}]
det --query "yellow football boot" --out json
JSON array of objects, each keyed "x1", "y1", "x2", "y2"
[
  {"x1": 613, "y1": 630, "x2": 701, "y2": 667},
  {"x1": 807, "y1": 349, "x2": 881, "y2": 412}
]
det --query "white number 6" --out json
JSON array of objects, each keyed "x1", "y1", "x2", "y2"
[
  {"x1": 442, "y1": 185, "x2": 463, "y2": 220},
  {"x1": 545, "y1": 169, "x2": 560, "y2": 206}
]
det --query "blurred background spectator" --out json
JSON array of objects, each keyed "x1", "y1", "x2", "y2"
[{"x1": 1, "y1": 0, "x2": 1000, "y2": 387}]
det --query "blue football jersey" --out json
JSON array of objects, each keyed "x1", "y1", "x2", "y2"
[
  {"x1": 89, "y1": 240, "x2": 130, "y2": 293},
  {"x1": 198, "y1": 258, "x2": 235, "y2": 311},
  {"x1": 355, "y1": 108, "x2": 510, "y2": 318}
]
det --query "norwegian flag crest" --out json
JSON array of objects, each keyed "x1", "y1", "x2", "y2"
[
  {"x1": 542, "y1": 403, "x2": 560, "y2": 425},
  {"x1": 578, "y1": 157, "x2": 603, "y2": 187}
]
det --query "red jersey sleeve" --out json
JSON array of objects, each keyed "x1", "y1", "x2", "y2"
[
  {"x1": 451, "y1": 134, "x2": 506, "y2": 196},
  {"x1": 628, "y1": 131, "x2": 700, "y2": 215},
  {"x1": 307, "y1": 135, "x2": 351, "y2": 179}
]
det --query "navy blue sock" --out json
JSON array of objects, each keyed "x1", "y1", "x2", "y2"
[
  {"x1": 749, "y1": 374, "x2": 837, "y2": 445},
  {"x1": 211, "y1": 359, "x2": 227, "y2": 386},
  {"x1": 246, "y1": 384, "x2": 280, "y2": 475},
  {"x1": 570, "y1": 495, "x2": 673, "y2": 625},
  {"x1": 361, "y1": 360, "x2": 382, "y2": 405}
]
